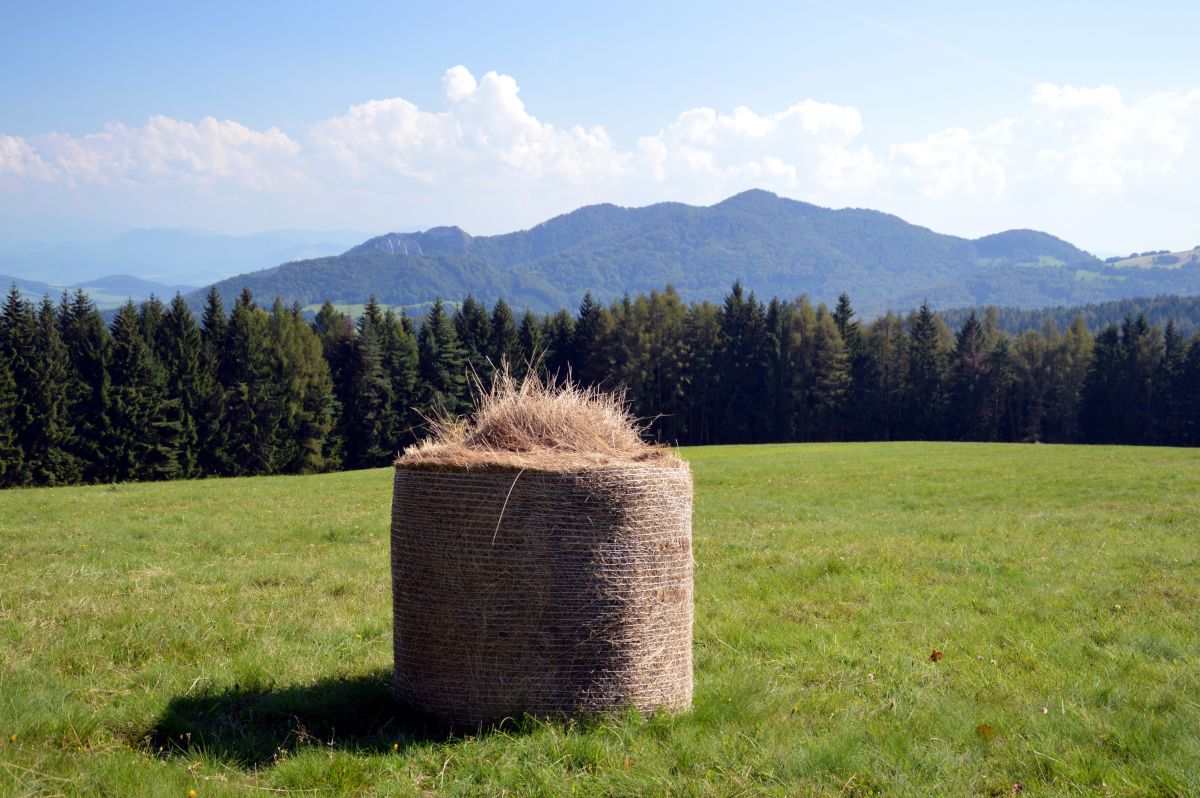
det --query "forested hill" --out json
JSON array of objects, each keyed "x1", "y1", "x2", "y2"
[
  {"x1": 942, "y1": 293, "x2": 1200, "y2": 338},
  {"x1": 190, "y1": 190, "x2": 1197, "y2": 315}
]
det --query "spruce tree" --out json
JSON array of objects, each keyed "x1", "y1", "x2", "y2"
[
  {"x1": 58, "y1": 290, "x2": 112, "y2": 482},
  {"x1": 1010, "y1": 328, "x2": 1049, "y2": 442},
  {"x1": 610, "y1": 294, "x2": 650, "y2": 414},
  {"x1": 0, "y1": 349, "x2": 18, "y2": 485},
  {"x1": 158, "y1": 295, "x2": 205, "y2": 477},
  {"x1": 1081, "y1": 325, "x2": 1123, "y2": 443},
  {"x1": 221, "y1": 292, "x2": 280, "y2": 475},
  {"x1": 313, "y1": 300, "x2": 353, "y2": 470},
  {"x1": 1157, "y1": 319, "x2": 1187, "y2": 444},
  {"x1": 1178, "y1": 336, "x2": 1200, "y2": 445},
  {"x1": 0, "y1": 286, "x2": 33, "y2": 485},
  {"x1": 340, "y1": 297, "x2": 392, "y2": 469},
  {"x1": 453, "y1": 295, "x2": 492, "y2": 378},
  {"x1": 489, "y1": 298, "x2": 522, "y2": 375},
  {"x1": 763, "y1": 297, "x2": 797, "y2": 441},
  {"x1": 807, "y1": 307, "x2": 851, "y2": 441},
  {"x1": 1119, "y1": 315, "x2": 1163, "y2": 444},
  {"x1": 543, "y1": 309, "x2": 575, "y2": 377},
  {"x1": 381, "y1": 309, "x2": 420, "y2": 451},
  {"x1": 24, "y1": 298, "x2": 79, "y2": 484},
  {"x1": 417, "y1": 299, "x2": 467, "y2": 416},
  {"x1": 268, "y1": 300, "x2": 335, "y2": 473},
  {"x1": 716, "y1": 283, "x2": 772, "y2": 444},
  {"x1": 570, "y1": 293, "x2": 614, "y2": 386},
  {"x1": 517, "y1": 310, "x2": 543, "y2": 378},
  {"x1": 948, "y1": 312, "x2": 993, "y2": 440},
  {"x1": 682, "y1": 302, "x2": 721, "y2": 445},
  {"x1": 108, "y1": 302, "x2": 180, "y2": 481},
  {"x1": 138, "y1": 295, "x2": 167, "y2": 358},
  {"x1": 860, "y1": 312, "x2": 908, "y2": 441},
  {"x1": 832, "y1": 293, "x2": 861, "y2": 349},
  {"x1": 645, "y1": 288, "x2": 689, "y2": 444},
  {"x1": 904, "y1": 302, "x2": 948, "y2": 439},
  {"x1": 197, "y1": 287, "x2": 230, "y2": 476}
]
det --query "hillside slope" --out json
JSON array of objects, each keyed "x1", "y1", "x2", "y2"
[{"x1": 187, "y1": 190, "x2": 1199, "y2": 315}]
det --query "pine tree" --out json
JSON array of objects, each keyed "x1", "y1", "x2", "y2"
[
  {"x1": 418, "y1": 299, "x2": 467, "y2": 416},
  {"x1": 108, "y1": 302, "x2": 180, "y2": 481}
]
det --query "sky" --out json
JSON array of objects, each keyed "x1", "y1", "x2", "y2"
[{"x1": 2, "y1": 0, "x2": 1199, "y2": 254}]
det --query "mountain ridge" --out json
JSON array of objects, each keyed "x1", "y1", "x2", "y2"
[{"x1": 187, "y1": 190, "x2": 1200, "y2": 316}]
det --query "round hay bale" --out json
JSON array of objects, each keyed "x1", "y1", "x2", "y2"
[{"x1": 390, "y1": 374, "x2": 693, "y2": 726}]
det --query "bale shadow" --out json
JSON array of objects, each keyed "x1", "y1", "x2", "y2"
[{"x1": 145, "y1": 670, "x2": 458, "y2": 767}]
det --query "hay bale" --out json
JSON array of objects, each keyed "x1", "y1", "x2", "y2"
[{"x1": 391, "y1": 374, "x2": 693, "y2": 726}]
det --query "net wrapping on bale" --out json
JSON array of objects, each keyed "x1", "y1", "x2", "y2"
[{"x1": 391, "y1": 374, "x2": 694, "y2": 727}]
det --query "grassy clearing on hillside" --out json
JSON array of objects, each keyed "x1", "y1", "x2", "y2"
[{"x1": 1, "y1": 442, "x2": 1198, "y2": 797}]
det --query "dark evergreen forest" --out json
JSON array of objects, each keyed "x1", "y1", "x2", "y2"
[{"x1": 2, "y1": 281, "x2": 1199, "y2": 488}]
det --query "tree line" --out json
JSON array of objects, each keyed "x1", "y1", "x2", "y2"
[{"x1": 2, "y1": 282, "x2": 1199, "y2": 488}]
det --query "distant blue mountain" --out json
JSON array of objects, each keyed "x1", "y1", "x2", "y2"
[
  {"x1": 1, "y1": 273, "x2": 198, "y2": 311},
  {"x1": 0, "y1": 227, "x2": 369, "y2": 287}
]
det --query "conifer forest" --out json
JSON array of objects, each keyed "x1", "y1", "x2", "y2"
[{"x1": 2, "y1": 282, "x2": 1198, "y2": 488}]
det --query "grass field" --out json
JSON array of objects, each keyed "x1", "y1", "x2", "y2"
[{"x1": 2, "y1": 442, "x2": 1199, "y2": 797}]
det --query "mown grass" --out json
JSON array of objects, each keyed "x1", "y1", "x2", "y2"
[{"x1": 1, "y1": 442, "x2": 1198, "y2": 796}]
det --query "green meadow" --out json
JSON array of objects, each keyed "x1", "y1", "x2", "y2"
[{"x1": 2, "y1": 442, "x2": 1198, "y2": 797}]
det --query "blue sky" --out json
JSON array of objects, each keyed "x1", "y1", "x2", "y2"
[{"x1": 2, "y1": 1, "x2": 1199, "y2": 252}]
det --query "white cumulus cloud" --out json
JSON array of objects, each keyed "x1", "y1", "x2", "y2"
[
  {"x1": 0, "y1": 117, "x2": 302, "y2": 189},
  {"x1": 0, "y1": 67, "x2": 1198, "y2": 248}
]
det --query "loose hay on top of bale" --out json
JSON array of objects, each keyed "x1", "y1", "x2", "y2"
[{"x1": 391, "y1": 373, "x2": 693, "y2": 727}]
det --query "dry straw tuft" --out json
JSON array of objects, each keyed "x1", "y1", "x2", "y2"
[
  {"x1": 391, "y1": 370, "x2": 694, "y2": 726},
  {"x1": 396, "y1": 370, "x2": 685, "y2": 471}
]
